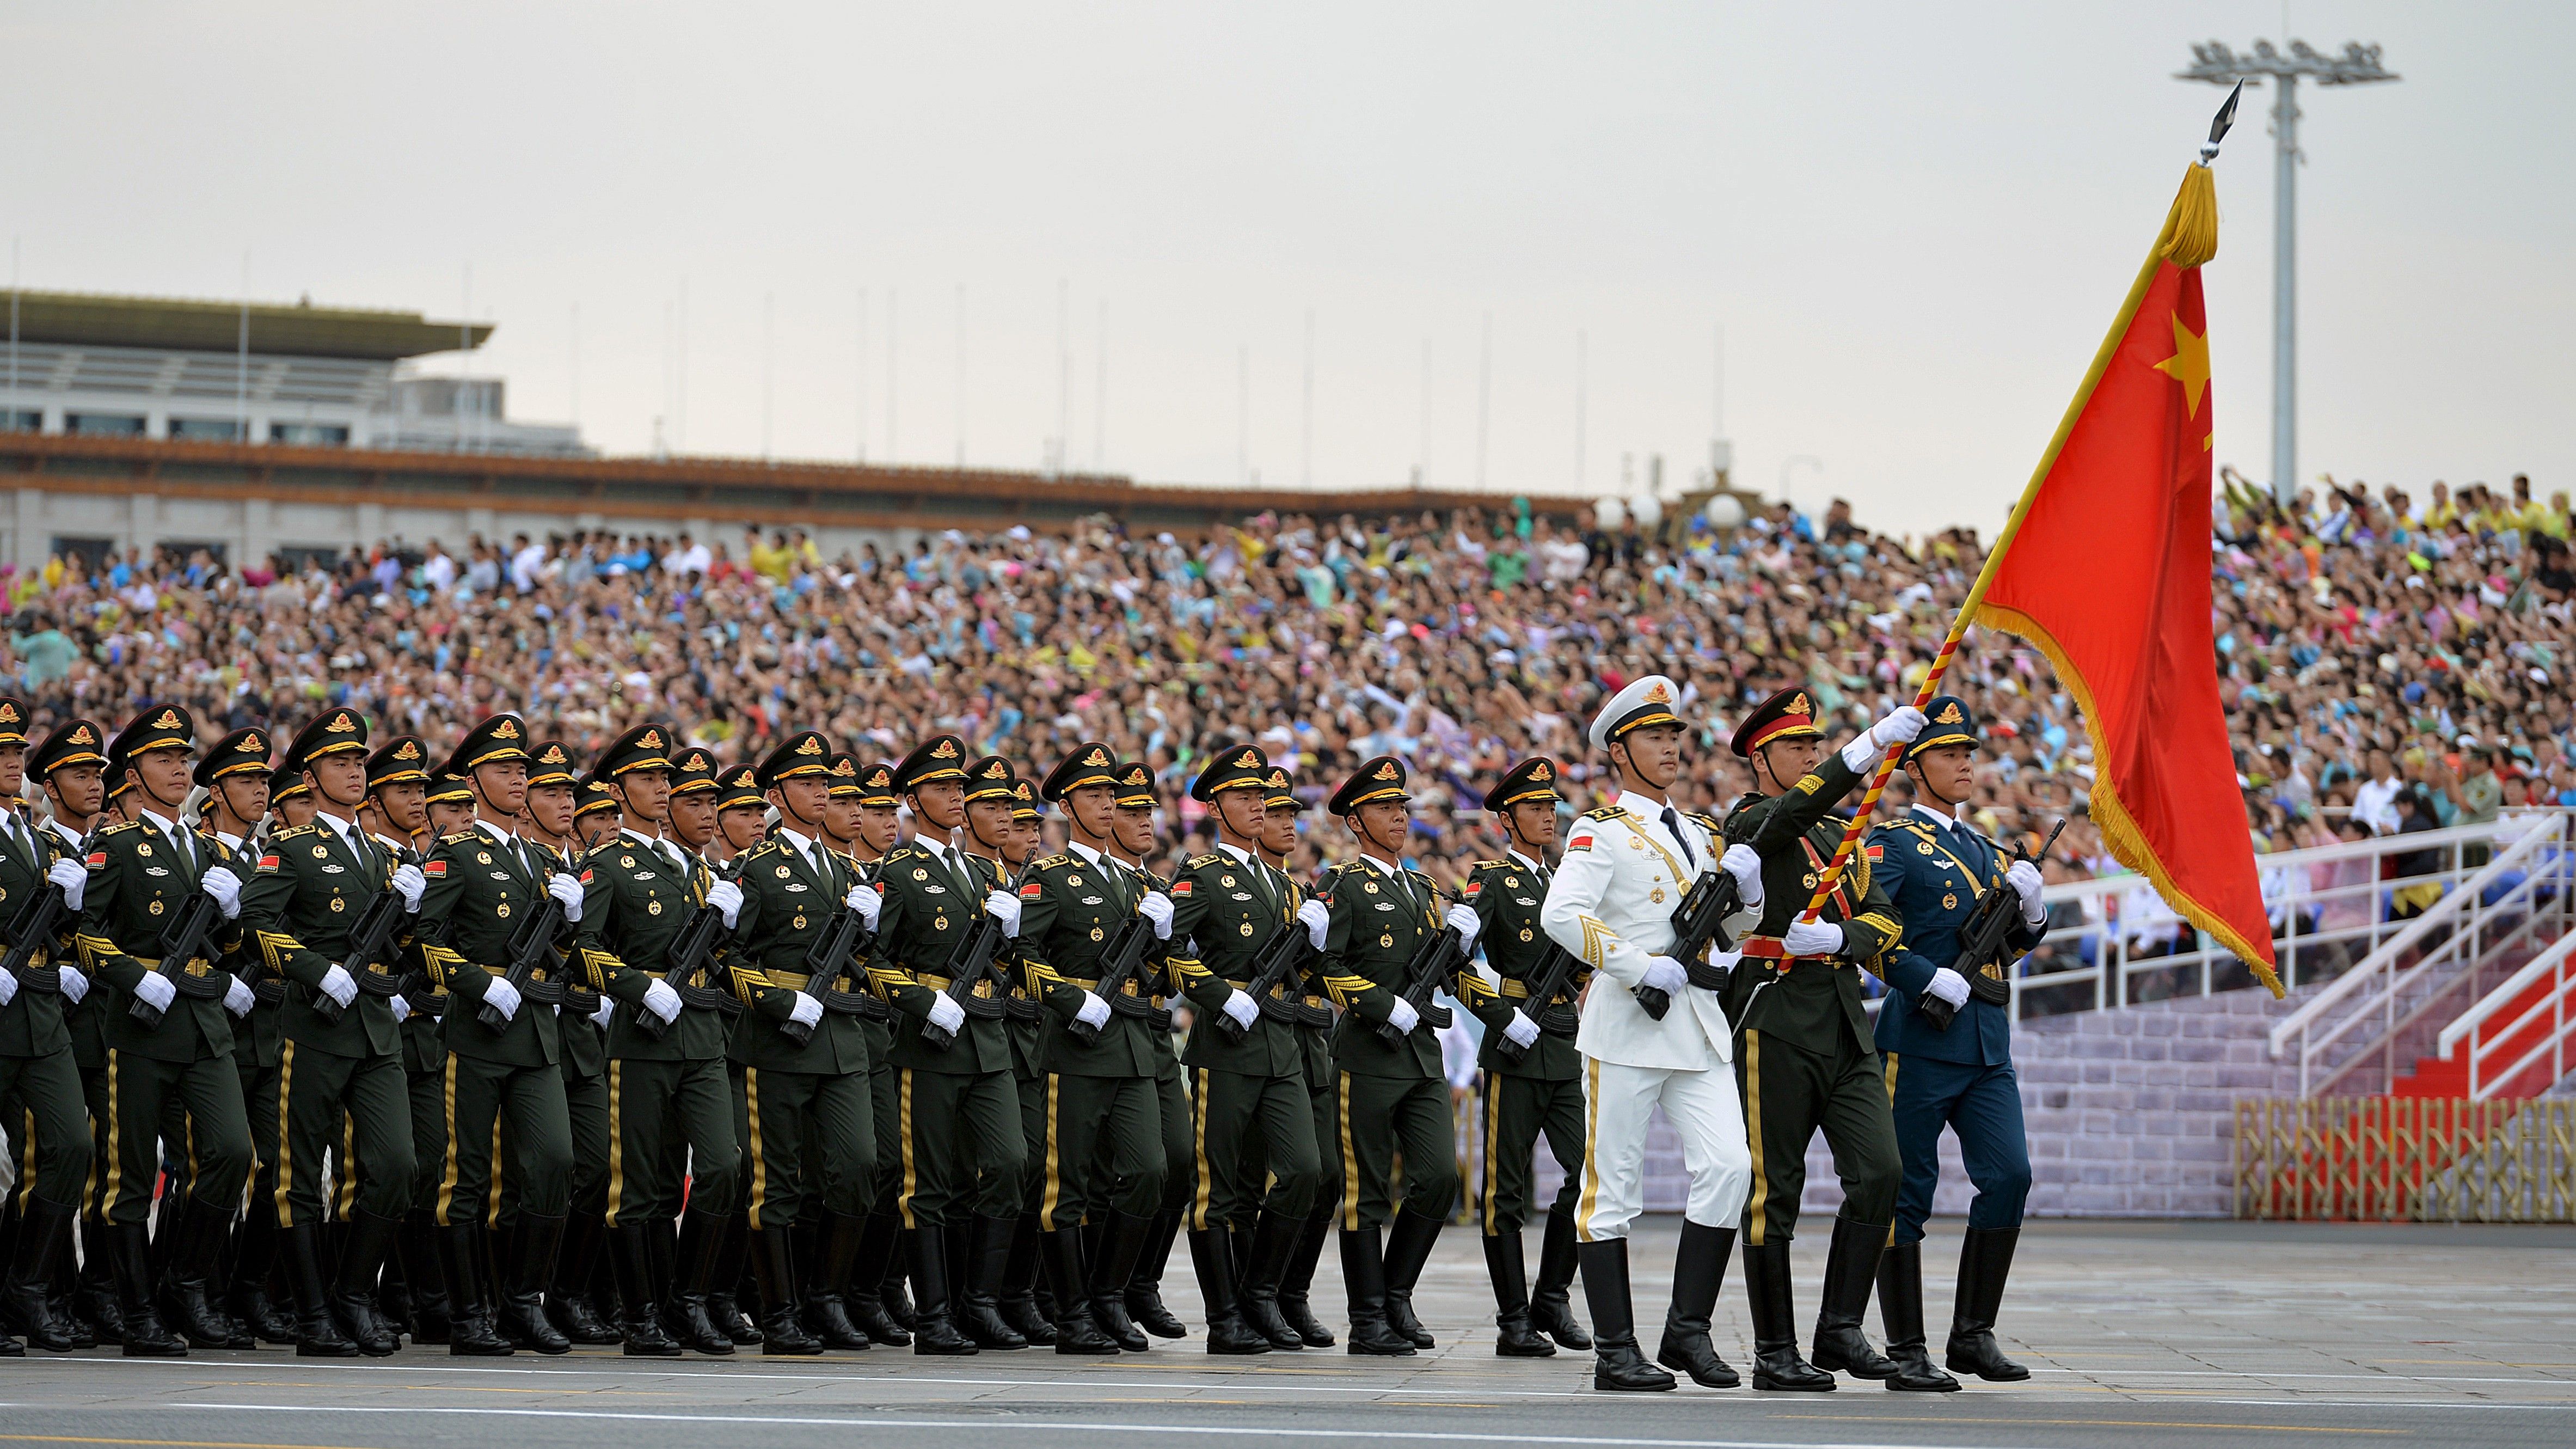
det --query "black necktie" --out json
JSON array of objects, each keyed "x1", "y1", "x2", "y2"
[{"x1": 1660, "y1": 806, "x2": 1697, "y2": 867}]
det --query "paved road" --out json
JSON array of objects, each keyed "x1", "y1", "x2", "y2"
[{"x1": 4, "y1": 1219, "x2": 2569, "y2": 1449}]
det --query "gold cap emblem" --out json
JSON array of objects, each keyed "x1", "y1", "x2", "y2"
[
  {"x1": 492, "y1": 718, "x2": 521, "y2": 740},
  {"x1": 1934, "y1": 701, "x2": 1965, "y2": 725},
  {"x1": 797, "y1": 736, "x2": 824, "y2": 755},
  {"x1": 1375, "y1": 761, "x2": 1399, "y2": 781},
  {"x1": 933, "y1": 739, "x2": 960, "y2": 759},
  {"x1": 325, "y1": 712, "x2": 358, "y2": 733},
  {"x1": 1788, "y1": 692, "x2": 1811, "y2": 718}
]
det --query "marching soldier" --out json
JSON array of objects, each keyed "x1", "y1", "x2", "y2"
[
  {"x1": 30, "y1": 719, "x2": 114, "y2": 1347},
  {"x1": 990, "y1": 776, "x2": 1056, "y2": 1348},
  {"x1": 839, "y1": 760, "x2": 915, "y2": 1349},
  {"x1": 1011, "y1": 745, "x2": 1166, "y2": 1354},
  {"x1": 415, "y1": 713, "x2": 585, "y2": 1357},
  {"x1": 712, "y1": 765, "x2": 769, "y2": 864},
  {"x1": 1538, "y1": 681, "x2": 1765, "y2": 1392},
  {"x1": 866, "y1": 733, "x2": 1025, "y2": 1356},
  {"x1": 73, "y1": 706, "x2": 260, "y2": 1356},
  {"x1": 1167, "y1": 742, "x2": 1328, "y2": 1355},
  {"x1": 377, "y1": 743, "x2": 453, "y2": 1344},
  {"x1": 787, "y1": 750, "x2": 885, "y2": 1351},
  {"x1": 576, "y1": 780, "x2": 623, "y2": 849},
  {"x1": 941, "y1": 755, "x2": 1040, "y2": 1352},
  {"x1": 1314, "y1": 755, "x2": 1483, "y2": 1356},
  {"x1": 268, "y1": 763, "x2": 316, "y2": 833},
  {"x1": 0, "y1": 702, "x2": 95, "y2": 1354},
  {"x1": 1255, "y1": 763, "x2": 1339, "y2": 1349},
  {"x1": 238, "y1": 707, "x2": 421, "y2": 1357},
  {"x1": 1720, "y1": 686, "x2": 1919, "y2": 1390},
  {"x1": 662, "y1": 745, "x2": 759, "y2": 1349},
  {"x1": 1866, "y1": 698, "x2": 2044, "y2": 1389},
  {"x1": 1106, "y1": 760, "x2": 1191, "y2": 1343},
  {"x1": 1455, "y1": 756, "x2": 1592, "y2": 1359}
]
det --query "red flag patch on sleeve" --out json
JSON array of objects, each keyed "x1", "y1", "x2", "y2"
[
  {"x1": 1565, "y1": 834, "x2": 1593, "y2": 852},
  {"x1": 580, "y1": 869, "x2": 594, "y2": 884},
  {"x1": 1865, "y1": 846, "x2": 1883, "y2": 862},
  {"x1": 1463, "y1": 879, "x2": 1482, "y2": 896},
  {"x1": 1018, "y1": 881, "x2": 1044, "y2": 898},
  {"x1": 259, "y1": 854, "x2": 281, "y2": 871},
  {"x1": 1170, "y1": 879, "x2": 1192, "y2": 895},
  {"x1": 423, "y1": 860, "x2": 447, "y2": 877}
]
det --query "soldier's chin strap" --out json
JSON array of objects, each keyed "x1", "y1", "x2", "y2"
[
  {"x1": 315, "y1": 767, "x2": 365, "y2": 812},
  {"x1": 1354, "y1": 811, "x2": 1406, "y2": 863},
  {"x1": 1215, "y1": 791, "x2": 1264, "y2": 853},
  {"x1": 965, "y1": 811, "x2": 1011, "y2": 856},
  {"x1": 1908, "y1": 760, "x2": 1967, "y2": 813},
  {"x1": 138, "y1": 771, "x2": 189, "y2": 817},
  {"x1": 777, "y1": 789, "x2": 829, "y2": 837},
  {"x1": 1611, "y1": 736, "x2": 1680, "y2": 800}
]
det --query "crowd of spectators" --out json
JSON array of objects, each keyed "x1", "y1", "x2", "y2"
[{"x1": 7, "y1": 470, "x2": 2569, "y2": 975}]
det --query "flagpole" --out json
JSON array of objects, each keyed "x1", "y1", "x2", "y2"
[{"x1": 1789, "y1": 89, "x2": 2240, "y2": 925}]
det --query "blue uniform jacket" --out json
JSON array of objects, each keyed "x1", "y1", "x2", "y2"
[{"x1": 1867, "y1": 812, "x2": 2042, "y2": 1068}]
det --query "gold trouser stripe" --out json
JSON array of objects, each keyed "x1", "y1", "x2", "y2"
[
  {"x1": 1881, "y1": 1052, "x2": 1899, "y2": 1250},
  {"x1": 1039, "y1": 1074, "x2": 1067, "y2": 1231},
  {"x1": 16, "y1": 1108, "x2": 34, "y2": 1212},
  {"x1": 604, "y1": 1061, "x2": 625, "y2": 1228},
  {"x1": 1334, "y1": 1072, "x2": 1360, "y2": 1231},
  {"x1": 894, "y1": 1068, "x2": 918, "y2": 1230},
  {"x1": 1481, "y1": 1069, "x2": 1502, "y2": 1236},
  {"x1": 102, "y1": 1050, "x2": 124, "y2": 1219},
  {"x1": 743, "y1": 1068, "x2": 768, "y2": 1231},
  {"x1": 1574, "y1": 1055, "x2": 1602, "y2": 1242},
  {"x1": 272, "y1": 1042, "x2": 297, "y2": 1226},
  {"x1": 1187, "y1": 1069, "x2": 1213, "y2": 1231},
  {"x1": 336, "y1": 1110, "x2": 358, "y2": 1219},
  {"x1": 484, "y1": 1088, "x2": 505, "y2": 1224},
  {"x1": 1744, "y1": 1029, "x2": 1767, "y2": 1247},
  {"x1": 186, "y1": 1114, "x2": 200, "y2": 1208},
  {"x1": 434, "y1": 1054, "x2": 461, "y2": 1226}
]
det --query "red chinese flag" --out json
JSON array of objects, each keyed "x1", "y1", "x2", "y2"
[{"x1": 1973, "y1": 166, "x2": 2279, "y2": 992}]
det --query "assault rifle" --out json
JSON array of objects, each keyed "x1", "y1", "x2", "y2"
[
  {"x1": 477, "y1": 895, "x2": 568, "y2": 1034},
  {"x1": 127, "y1": 886, "x2": 230, "y2": 1029},
  {"x1": 1214, "y1": 913, "x2": 1320, "y2": 1043},
  {"x1": 777, "y1": 893, "x2": 889, "y2": 1047},
  {"x1": 1919, "y1": 818, "x2": 2064, "y2": 1032},
  {"x1": 1489, "y1": 939, "x2": 1586, "y2": 1066},
  {"x1": 310, "y1": 883, "x2": 410, "y2": 1026},
  {"x1": 1371, "y1": 920, "x2": 1467, "y2": 1049},
  {"x1": 915, "y1": 910, "x2": 1009, "y2": 1052},
  {"x1": 1635, "y1": 866, "x2": 1744, "y2": 1022},
  {"x1": 0, "y1": 882, "x2": 69, "y2": 995},
  {"x1": 1067, "y1": 906, "x2": 1163, "y2": 1046}
]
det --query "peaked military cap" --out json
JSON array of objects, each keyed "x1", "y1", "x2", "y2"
[
  {"x1": 269, "y1": 759, "x2": 311, "y2": 805},
  {"x1": 28, "y1": 719, "x2": 106, "y2": 778},
  {"x1": 1114, "y1": 761, "x2": 1156, "y2": 809},
  {"x1": 1587, "y1": 674, "x2": 1685, "y2": 751},
  {"x1": 1330, "y1": 755, "x2": 1410, "y2": 816},
  {"x1": 1729, "y1": 684, "x2": 1824, "y2": 759},
  {"x1": 827, "y1": 751, "x2": 866, "y2": 798},
  {"x1": 594, "y1": 723, "x2": 676, "y2": 779},
  {"x1": 525, "y1": 739, "x2": 580, "y2": 790},
  {"x1": 445, "y1": 713, "x2": 530, "y2": 774},
  {"x1": 193, "y1": 726, "x2": 273, "y2": 787},
  {"x1": 962, "y1": 754, "x2": 1018, "y2": 804},
  {"x1": 716, "y1": 763, "x2": 766, "y2": 811},
  {"x1": 894, "y1": 733, "x2": 970, "y2": 791},
  {"x1": 0, "y1": 697, "x2": 29, "y2": 748},
  {"x1": 424, "y1": 771, "x2": 475, "y2": 807},
  {"x1": 576, "y1": 777, "x2": 623, "y2": 818},
  {"x1": 1041, "y1": 741, "x2": 1120, "y2": 802},
  {"x1": 1190, "y1": 741, "x2": 1270, "y2": 802},
  {"x1": 856, "y1": 761, "x2": 899, "y2": 808},
  {"x1": 1011, "y1": 778, "x2": 1044, "y2": 822},
  {"x1": 1263, "y1": 766, "x2": 1300, "y2": 812},
  {"x1": 671, "y1": 745, "x2": 721, "y2": 794},
  {"x1": 1904, "y1": 695, "x2": 1978, "y2": 762},
  {"x1": 1483, "y1": 756, "x2": 1563, "y2": 813},
  {"x1": 366, "y1": 735, "x2": 433, "y2": 791},
  {"x1": 756, "y1": 730, "x2": 835, "y2": 788},
  {"x1": 112, "y1": 704, "x2": 197, "y2": 764},
  {"x1": 285, "y1": 707, "x2": 370, "y2": 775}
]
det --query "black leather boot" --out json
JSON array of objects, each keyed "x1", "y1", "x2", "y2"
[
  {"x1": 668, "y1": 1212, "x2": 737, "y2": 1355},
  {"x1": 1810, "y1": 1215, "x2": 1896, "y2": 1380},
  {"x1": 1739, "y1": 1239, "x2": 1832, "y2": 1391},
  {"x1": 1188, "y1": 1226, "x2": 1271, "y2": 1355},
  {"x1": 285, "y1": 1223, "x2": 357, "y2": 1357},
  {"x1": 1656, "y1": 1220, "x2": 1740, "y2": 1387},
  {"x1": 4, "y1": 1197, "x2": 79, "y2": 1353},
  {"x1": 1086, "y1": 1210, "x2": 1154, "y2": 1351},
  {"x1": 1380, "y1": 1208, "x2": 1442, "y2": 1349},
  {"x1": 75, "y1": 1218, "x2": 124, "y2": 1346},
  {"x1": 997, "y1": 1212, "x2": 1054, "y2": 1346},
  {"x1": 1945, "y1": 1227, "x2": 2030, "y2": 1381},
  {"x1": 1337, "y1": 1227, "x2": 1413, "y2": 1356},
  {"x1": 709, "y1": 1212, "x2": 758, "y2": 1344},
  {"x1": 329, "y1": 1209, "x2": 403, "y2": 1356},
  {"x1": 1235, "y1": 1210, "x2": 1304, "y2": 1351},
  {"x1": 547, "y1": 1212, "x2": 619, "y2": 1344},
  {"x1": 498, "y1": 1213, "x2": 571, "y2": 1354},
  {"x1": 901, "y1": 1225, "x2": 976, "y2": 1355},
  {"x1": 958, "y1": 1213, "x2": 1027, "y2": 1349},
  {"x1": 400, "y1": 1210, "x2": 451, "y2": 1345},
  {"x1": 113, "y1": 1222, "x2": 186, "y2": 1357},
  {"x1": 747, "y1": 1228, "x2": 822, "y2": 1354},
  {"x1": 1575, "y1": 1236, "x2": 1674, "y2": 1391},
  {"x1": 1279, "y1": 1213, "x2": 1334, "y2": 1347},
  {"x1": 608, "y1": 1224, "x2": 680, "y2": 1355},
  {"x1": 1528, "y1": 1210, "x2": 1591, "y2": 1349},
  {"x1": 439, "y1": 1225, "x2": 512, "y2": 1355},
  {"x1": 1124, "y1": 1207, "x2": 1186, "y2": 1339},
  {"x1": 848, "y1": 1212, "x2": 907, "y2": 1346},
  {"x1": 801, "y1": 1212, "x2": 871, "y2": 1350},
  {"x1": 1482, "y1": 1231, "x2": 1554, "y2": 1357},
  {"x1": 880, "y1": 1236, "x2": 917, "y2": 1331},
  {"x1": 1876, "y1": 1239, "x2": 1960, "y2": 1391},
  {"x1": 167, "y1": 1199, "x2": 248, "y2": 1348},
  {"x1": 1038, "y1": 1229, "x2": 1118, "y2": 1354},
  {"x1": 226, "y1": 1206, "x2": 296, "y2": 1346}
]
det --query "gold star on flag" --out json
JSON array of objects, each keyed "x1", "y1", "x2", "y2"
[{"x1": 2154, "y1": 311, "x2": 2210, "y2": 419}]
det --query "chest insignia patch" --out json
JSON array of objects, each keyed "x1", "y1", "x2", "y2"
[
  {"x1": 497, "y1": 902, "x2": 511, "y2": 919},
  {"x1": 925, "y1": 884, "x2": 946, "y2": 894},
  {"x1": 490, "y1": 871, "x2": 511, "y2": 882},
  {"x1": 1375, "y1": 901, "x2": 1394, "y2": 912},
  {"x1": 312, "y1": 846, "x2": 330, "y2": 859},
  {"x1": 1650, "y1": 888, "x2": 1664, "y2": 903},
  {"x1": 1231, "y1": 891, "x2": 1254, "y2": 902},
  {"x1": 145, "y1": 865, "x2": 169, "y2": 877},
  {"x1": 1090, "y1": 926, "x2": 1105, "y2": 941},
  {"x1": 137, "y1": 842, "x2": 152, "y2": 858},
  {"x1": 912, "y1": 869, "x2": 929, "y2": 882},
  {"x1": 1379, "y1": 933, "x2": 1394, "y2": 949},
  {"x1": 149, "y1": 898, "x2": 164, "y2": 915},
  {"x1": 1067, "y1": 874, "x2": 1082, "y2": 888},
  {"x1": 1513, "y1": 896, "x2": 1537, "y2": 907},
  {"x1": 1943, "y1": 893, "x2": 1959, "y2": 910},
  {"x1": 1220, "y1": 874, "x2": 1236, "y2": 888},
  {"x1": 1364, "y1": 881, "x2": 1379, "y2": 895},
  {"x1": 1080, "y1": 896, "x2": 1104, "y2": 906},
  {"x1": 649, "y1": 900, "x2": 663, "y2": 915},
  {"x1": 1918, "y1": 843, "x2": 1935, "y2": 855},
  {"x1": 785, "y1": 882, "x2": 807, "y2": 893},
  {"x1": 329, "y1": 896, "x2": 346, "y2": 912},
  {"x1": 1519, "y1": 927, "x2": 1534, "y2": 941},
  {"x1": 321, "y1": 863, "x2": 345, "y2": 874},
  {"x1": 1240, "y1": 921, "x2": 1255, "y2": 936}
]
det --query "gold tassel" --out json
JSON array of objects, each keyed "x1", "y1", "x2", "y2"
[{"x1": 2160, "y1": 163, "x2": 2220, "y2": 270}]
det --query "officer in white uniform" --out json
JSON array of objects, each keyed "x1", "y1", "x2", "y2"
[{"x1": 1541, "y1": 675, "x2": 1764, "y2": 1392}]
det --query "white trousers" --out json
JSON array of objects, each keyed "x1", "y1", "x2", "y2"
[{"x1": 1574, "y1": 1055, "x2": 1752, "y2": 1242}]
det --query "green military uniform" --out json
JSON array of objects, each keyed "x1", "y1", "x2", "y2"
[
  {"x1": 1168, "y1": 743, "x2": 1323, "y2": 1353},
  {"x1": 238, "y1": 708, "x2": 416, "y2": 1355},
  {"x1": 414, "y1": 714, "x2": 575, "y2": 1356},
  {"x1": 30, "y1": 720, "x2": 119, "y2": 1344},
  {"x1": 73, "y1": 706, "x2": 257, "y2": 1355},
  {"x1": 389, "y1": 751, "x2": 456, "y2": 1345},
  {"x1": 836, "y1": 761, "x2": 916, "y2": 1349},
  {"x1": 0, "y1": 701, "x2": 93, "y2": 1353},
  {"x1": 543, "y1": 795, "x2": 612, "y2": 1320},
  {"x1": 1248, "y1": 764, "x2": 1341, "y2": 1349},
  {"x1": 1110, "y1": 760, "x2": 1192, "y2": 1345},
  {"x1": 1720, "y1": 687, "x2": 1908, "y2": 1389}
]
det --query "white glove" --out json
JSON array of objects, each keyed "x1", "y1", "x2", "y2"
[
  {"x1": 1842, "y1": 705, "x2": 1927, "y2": 771},
  {"x1": 1640, "y1": 955, "x2": 1689, "y2": 995},
  {"x1": 548, "y1": 872, "x2": 585, "y2": 922},
  {"x1": 2007, "y1": 859, "x2": 2046, "y2": 925},
  {"x1": 1220, "y1": 989, "x2": 1260, "y2": 1031},
  {"x1": 848, "y1": 882, "x2": 882, "y2": 929},
  {"x1": 984, "y1": 889, "x2": 1021, "y2": 938},
  {"x1": 132, "y1": 971, "x2": 178, "y2": 1012},
  {"x1": 1926, "y1": 967, "x2": 1972, "y2": 1008},
  {"x1": 202, "y1": 865, "x2": 244, "y2": 919},
  {"x1": 1720, "y1": 843, "x2": 1764, "y2": 904},
  {"x1": 1783, "y1": 919, "x2": 1845, "y2": 957},
  {"x1": 925, "y1": 993, "x2": 967, "y2": 1034},
  {"x1": 391, "y1": 863, "x2": 427, "y2": 912},
  {"x1": 319, "y1": 964, "x2": 358, "y2": 1007},
  {"x1": 708, "y1": 878, "x2": 745, "y2": 929},
  {"x1": 0, "y1": 969, "x2": 14, "y2": 1006},
  {"x1": 391, "y1": 994, "x2": 410, "y2": 1023},
  {"x1": 788, "y1": 992, "x2": 824, "y2": 1029},
  {"x1": 1075, "y1": 992, "x2": 1113, "y2": 1030},
  {"x1": 58, "y1": 964, "x2": 88, "y2": 1005},
  {"x1": 47, "y1": 858, "x2": 87, "y2": 912},
  {"x1": 590, "y1": 994, "x2": 617, "y2": 1028},
  {"x1": 224, "y1": 976, "x2": 256, "y2": 1017},
  {"x1": 1502, "y1": 1010, "x2": 1541, "y2": 1049},
  {"x1": 481, "y1": 974, "x2": 522, "y2": 1021},
  {"x1": 1297, "y1": 897, "x2": 1330, "y2": 949},
  {"x1": 1139, "y1": 890, "x2": 1175, "y2": 940},
  {"x1": 1384, "y1": 996, "x2": 1421, "y2": 1034},
  {"x1": 1444, "y1": 902, "x2": 1482, "y2": 947},
  {"x1": 642, "y1": 978, "x2": 684, "y2": 1024}
]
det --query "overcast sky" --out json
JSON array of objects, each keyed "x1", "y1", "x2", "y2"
[{"x1": 4, "y1": 2, "x2": 2567, "y2": 534}]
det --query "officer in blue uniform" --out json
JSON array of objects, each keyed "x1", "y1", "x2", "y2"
[{"x1": 1863, "y1": 696, "x2": 2045, "y2": 1390}]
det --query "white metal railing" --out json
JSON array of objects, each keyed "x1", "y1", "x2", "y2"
[
  {"x1": 2008, "y1": 810, "x2": 2572, "y2": 1023},
  {"x1": 2436, "y1": 933, "x2": 2576, "y2": 1100},
  {"x1": 2264, "y1": 812, "x2": 2575, "y2": 1097}
]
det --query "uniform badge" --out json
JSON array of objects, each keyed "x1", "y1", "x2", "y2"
[
  {"x1": 1943, "y1": 893, "x2": 1958, "y2": 910},
  {"x1": 621, "y1": 855, "x2": 636, "y2": 868},
  {"x1": 1080, "y1": 896, "x2": 1104, "y2": 906},
  {"x1": 1519, "y1": 927, "x2": 1533, "y2": 941},
  {"x1": 329, "y1": 896, "x2": 346, "y2": 913},
  {"x1": 137, "y1": 841, "x2": 152, "y2": 858},
  {"x1": 1363, "y1": 881, "x2": 1379, "y2": 895},
  {"x1": 1650, "y1": 888, "x2": 1664, "y2": 904},
  {"x1": 312, "y1": 846, "x2": 329, "y2": 859},
  {"x1": 477, "y1": 852, "x2": 493, "y2": 865},
  {"x1": 1379, "y1": 933, "x2": 1394, "y2": 949},
  {"x1": 649, "y1": 900, "x2": 663, "y2": 915},
  {"x1": 1918, "y1": 842, "x2": 1935, "y2": 855},
  {"x1": 1239, "y1": 921, "x2": 1255, "y2": 937},
  {"x1": 498, "y1": 902, "x2": 511, "y2": 919},
  {"x1": 793, "y1": 915, "x2": 806, "y2": 930},
  {"x1": 1090, "y1": 926, "x2": 1105, "y2": 942},
  {"x1": 1220, "y1": 874, "x2": 1236, "y2": 888},
  {"x1": 1504, "y1": 876, "x2": 1518, "y2": 888},
  {"x1": 145, "y1": 865, "x2": 169, "y2": 877},
  {"x1": 934, "y1": 915, "x2": 948, "y2": 932},
  {"x1": 1804, "y1": 873, "x2": 1818, "y2": 889},
  {"x1": 149, "y1": 899, "x2": 164, "y2": 915},
  {"x1": 913, "y1": 868, "x2": 929, "y2": 882},
  {"x1": 1629, "y1": 838, "x2": 1643, "y2": 851},
  {"x1": 1067, "y1": 874, "x2": 1082, "y2": 888}
]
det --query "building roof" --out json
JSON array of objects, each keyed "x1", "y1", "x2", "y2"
[{"x1": 2, "y1": 290, "x2": 489, "y2": 361}]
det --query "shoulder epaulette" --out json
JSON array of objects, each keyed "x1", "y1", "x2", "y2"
[
  {"x1": 1686, "y1": 811, "x2": 1721, "y2": 832},
  {"x1": 1186, "y1": 853, "x2": 1223, "y2": 870},
  {"x1": 269, "y1": 823, "x2": 317, "y2": 841},
  {"x1": 1032, "y1": 853, "x2": 1075, "y2": 870},
  {"x1": 97, "y1": 821, "x2": 141, "y2": 836},
  {"x1": 1468, "y1": 859, "x2": 1507, "y2": 874},
  {"x1": 1579, "y1": 805, "x2": 1624, "y2": 822},
  {"x1": 438, "y1": 830, "x2": 478, "y2": 845},
  {"x1": 880, "y1": 843, "x2": 924, "y2": 863}
]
